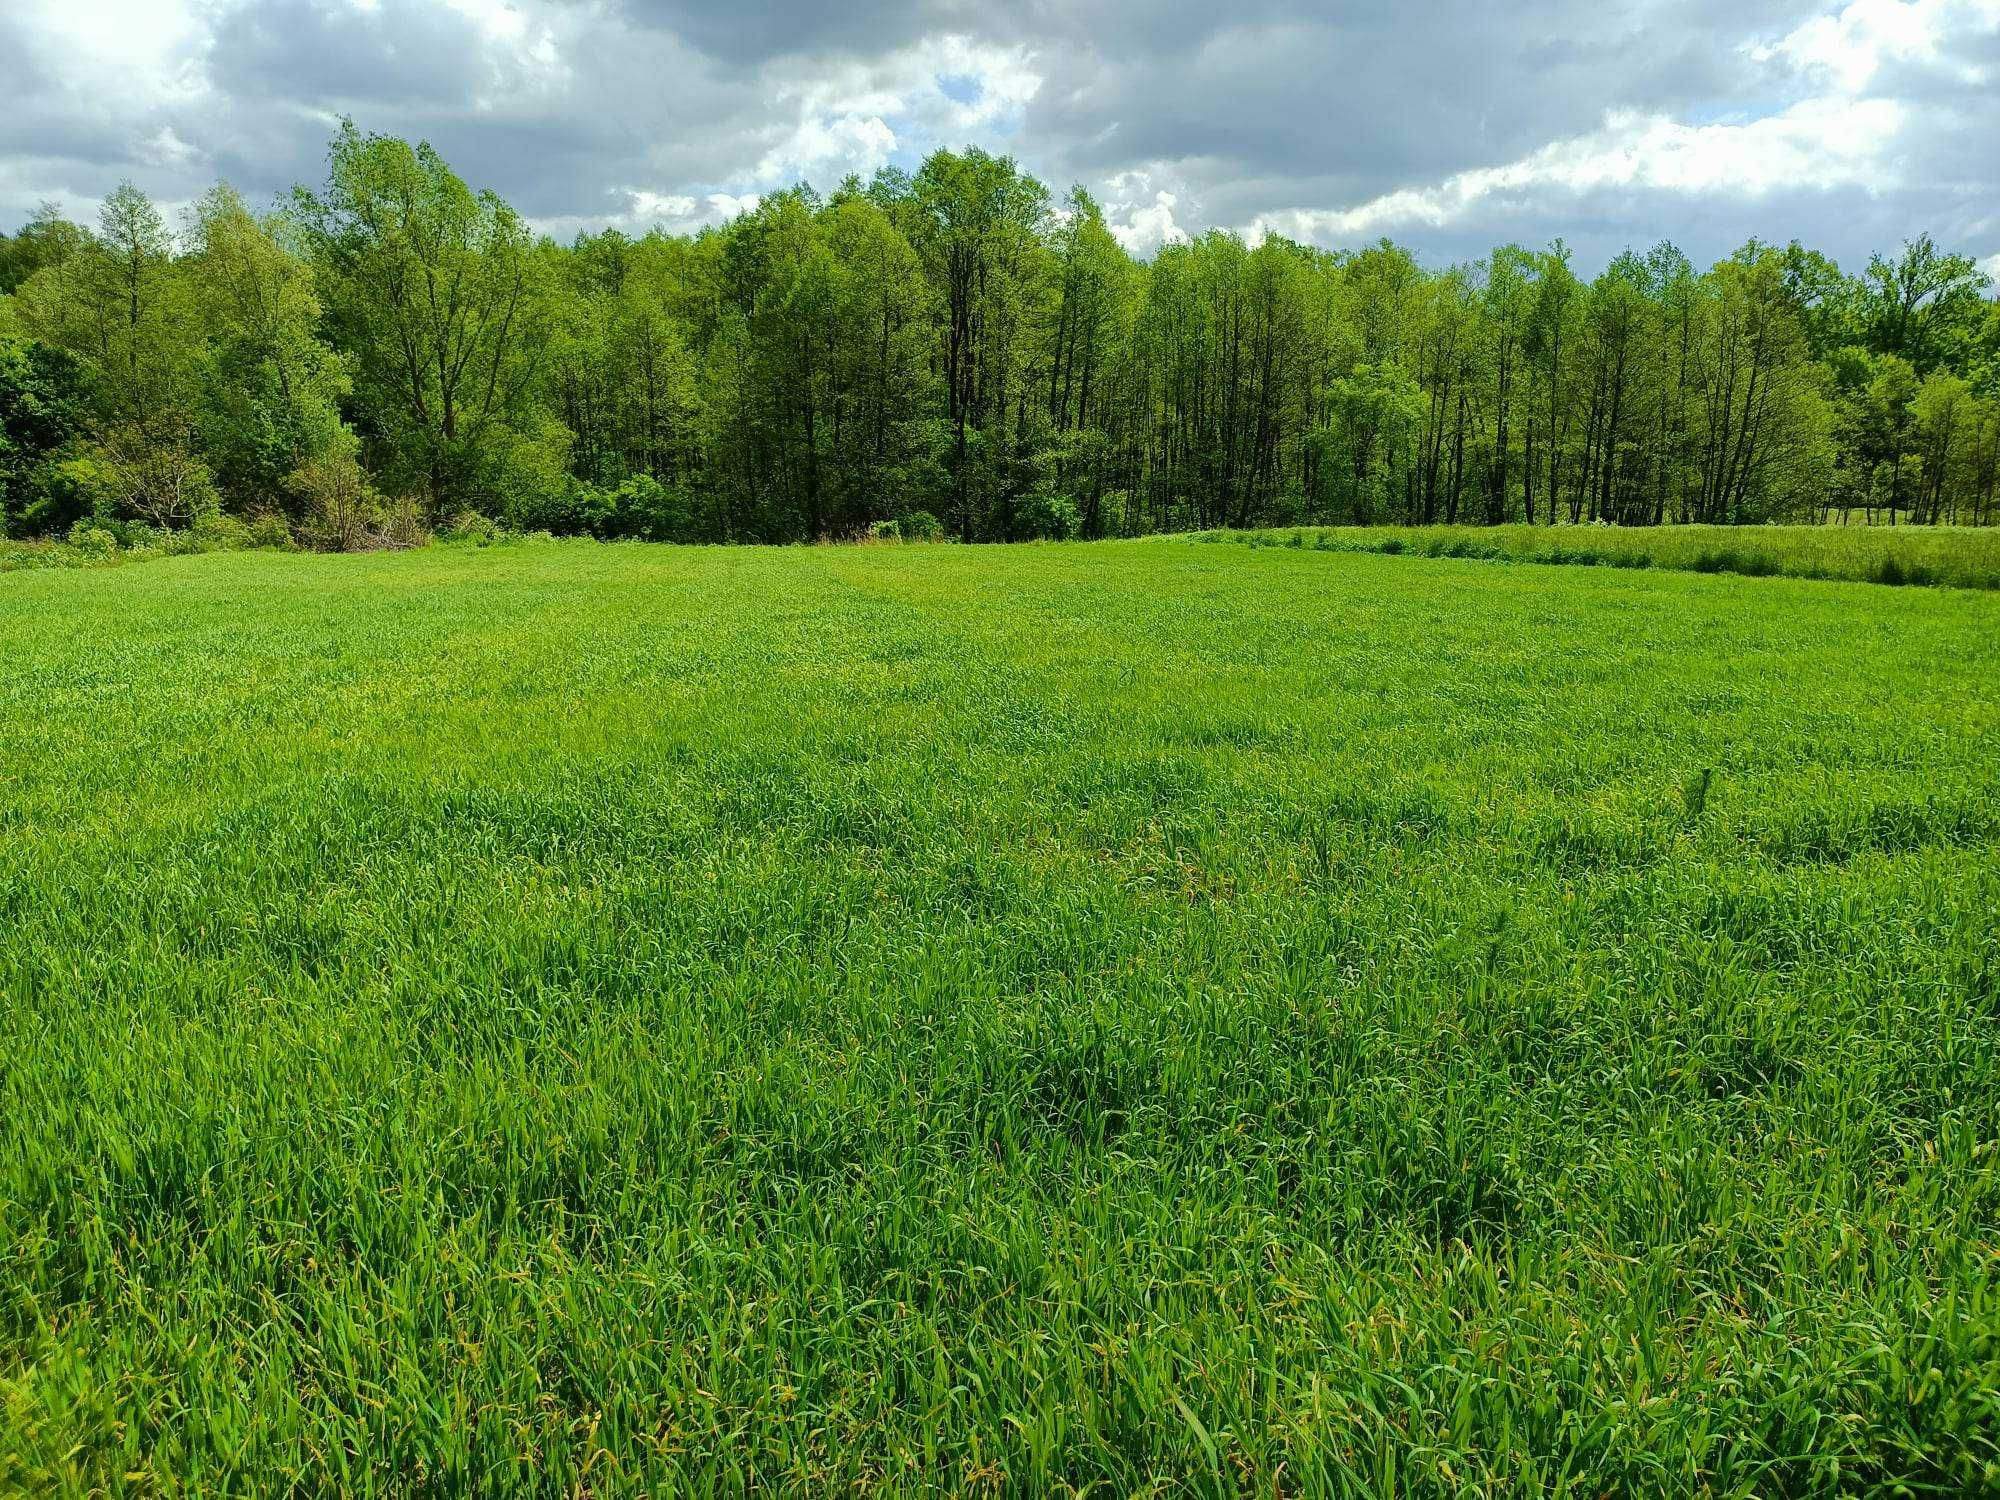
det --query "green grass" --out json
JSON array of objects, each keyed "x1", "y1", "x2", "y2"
[
  {"x1": 1198, "y1": 523, "x2": 2000, "y2": 589},
  {"x1": 3, "y1": 539, "x2": 1999, "y2": 1495}
]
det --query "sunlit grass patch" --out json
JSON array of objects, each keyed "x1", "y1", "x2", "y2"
[
  {"x1": 1203, "y1": 522, "x2": 2000, "y2": 589},
  {"x1": 2, "y1": 540, "x2": 1998, "y2": 1493}
]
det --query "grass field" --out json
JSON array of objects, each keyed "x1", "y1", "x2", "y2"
[
  {"x1": 3, "y1": 538, "x2": 1999, "y2": 1494},
  {"x1": 1198, "y1": 523, "x2": 2000, "y2": 590}
]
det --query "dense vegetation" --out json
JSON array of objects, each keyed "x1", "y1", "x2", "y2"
[
  {"x1": 2, "y1": 539, "x2": 1997, "y2": 1493},
  {"x1": 1201, "y1": 522, "x2": 2000, "y2": 589},
  {"x1": 2, "y1": 125, "x2": 1997, "y2": 547}
]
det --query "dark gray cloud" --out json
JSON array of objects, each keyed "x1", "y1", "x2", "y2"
[
  {"x1": 608, "y1": 0, "x2": 966, "y2": 66},
  {"x1": 1, "y1": 0, "x2": 1995, "y2": 281}
]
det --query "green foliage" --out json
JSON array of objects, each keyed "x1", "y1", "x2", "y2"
[
  {"x1": 246, "y1": 510, "x2": 295, "y2": 549},
  {"x1": 437, "y1": 509, "x2": 500, "y2": 546},
  {"x1": 291, "y1": 121, "x2": 541, "y2": 510},
  {"x1": 898, "y1": 508, "x2": 946, "y2": 542},
  {"x1": 0, "y1": 202, "x2": 90, "y2": 295},
  {"x1": 2, "y1": 541, "x2": 1998, "y2": 1492},
  {"x1": 1013, "y1": 488, "x2": 1080, "y2": 539},
  {"x1": 1861, "y1": 233, "x2": 1990, "y2": 374},
  {"x1": 63, "y1": 424, "x2": 222, "y2": 529},
  {"x1": 576, "y1": 473, "x2": 707, "y2": 542},
  {"x1": 65, "y1": 520, "x2": 117, "y2": 559},
  {"x1": 0, "y1": 335, "x2": 91, "y2": 535},
  {"x1": 181, "y1": 184, "x2": 352, "y2": 507},
  {"x1": 286, "y1": 446, "x2": 390, "y2": 551},
  {"x1": 4, "y1": 131, "x2": 1998, "y2": 542}
]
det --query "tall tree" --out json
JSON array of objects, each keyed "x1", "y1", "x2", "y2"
[
  {"x1": 293, "y1": 122, "x2": 544, "y2": 510},
  {"x1": 907, "y1": 148, "x2": 1050, "y2": 537},
  {"x1": 181, "y1": 185, "x2": 351, "y2": 508}
]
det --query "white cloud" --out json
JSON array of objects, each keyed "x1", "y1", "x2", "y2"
[
  {"x1": 705, "y1": 191, "x2": 761, "y2": 220},
  {"x1": 138, "y1": 124, "x2": 200, "y2": 169},
  {"x1": 1981, "y1": 252, "x2": 2000, "y2": 285},
  {"x1": 1251, "y1": 97, "x2": 1906, "y2": 243},
  {"x1": 754, "y1": 113, "x2": 899, "y2": 187},
  {"x1": 437, "y1": 0, "x2": 568, "y2": 102},
  {"x1": 1102, "y1": 171, "x2": 1189, "y2": 255},
  {"x1": 1750, "y1": 0, "x2": 1999, "y2": 92},
  {"x1": 628, "y1": 190, "x2": 696, "y2": 220},
  {"x1": 745, "y1": 34, "x2": 1042, "y2": 196},
  {"x1": 15, "y1": 0, "x2": 211, "y2": 109}
]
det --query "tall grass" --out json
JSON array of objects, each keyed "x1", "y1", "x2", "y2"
[
  {"x1": 2, "y1": 540, "x2": 1998, "y2": 1493},
  {"x1": 1199, "y1": 522, "x2": 2000, "y2": 589}
]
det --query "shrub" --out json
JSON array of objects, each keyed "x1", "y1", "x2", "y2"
[
  {"x1": 440, "y1": 510, "x2": 500, "y2": 546},
  {"x1": 288, "y1": 451, "x2": 387, "y2": 552},
  {"x1": 900, "y1": 510, "x2": 946, "y2": 543},
  {"x1": 1015, "y1": 492, "x2": 1079, "y2": 541},
  {"x1": 65, "y1": 427, "x2": 222, "y2": 531},
  {"x1": 556, "y1": 475, "x2": 707, "y2": 543},
  {"x1": 503, "y1": 484, "x2": 585, "y2": 536},
  {"x1": 379, "y1": 497, "x2": 430, "y2": 549},
  {"x1": 868, "y1": 518, "x2": 902, "y2": 542},
  {"x1": 246, "y1": 511, "x2": 295, "y2": 550},
  {"x1": 612, "y1": 476, "x2": 705, "y2": 543},
  {"x1": 101, "y1": 519, "x2": 163, "y2": 551},
  {"x1": 1869, "y1": 556, "x2": 1938, "y2": 587},
  {"x1": 190, "y1": 511, "x2": 253, "y2": 552},
  {"x1": 67, "y1": 522, "x2": 118, "y2": 561}
]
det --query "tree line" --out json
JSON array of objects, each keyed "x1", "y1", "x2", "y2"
[{"x1": 3, "y1": 122, "x2": 1997, "y2": 547}]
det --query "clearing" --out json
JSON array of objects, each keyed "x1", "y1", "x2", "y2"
[{"x1": 2, "y1": 539, "x2": 1997, "y2": 1493}]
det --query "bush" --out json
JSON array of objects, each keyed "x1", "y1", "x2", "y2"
[
  {"x1": 439, "y1": 510, "x2": 500, "y2": 546},
  {"x1": 246, "y1": 511, "x2": 294, "y2": 550},
  {"x1": 379, "y1": 497, "x2": 430, "y2": 549},
  {"x1": 67, "y1": 522, "x2": 118, "y2": 561},
  {"x1": 64, "y1": 427, "x2": 222, "y2": 531},
  {"x1": 190, "y1": 511, "x2": 253, "y2": 552},
  {"x1": 602, "y1": 475, "x2": 704, "y2": 543},
  {"x1": 1872, "y1": 556, "x2": 1937, "y2": 587},
  {"x1": 523, "y1": 475, "x2": 707, "y2": 543},
  {"x1": 868, "y1": 518, "x2": 902, "y2": 542},
  {"x1": 899, "y1": 510, "x2": 947, "y2": 543},
  {"x1": 501, "y1": 484, "x2": 585, "y2": 536},
  {"x1": 1015, "y1": 492, "x2": 1079, "y2": 541},
  {"x1": 288, "y1": 451, "x2": 413, "y2": 552},
  {"x1": 95, "y1": 518, "x2": 158, "y2": 551}
]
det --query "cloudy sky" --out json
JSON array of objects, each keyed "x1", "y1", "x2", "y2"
[{"x1": 3, "y1": 0, "x2": 1997, "y2": 278}]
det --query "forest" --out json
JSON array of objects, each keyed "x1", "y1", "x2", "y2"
[{"x1": 2, "y1": 121, "x2": 1997, "y2": 548}]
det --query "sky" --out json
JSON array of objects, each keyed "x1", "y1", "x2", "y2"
[{"x1": 3, "y1": 0, "x2": 1998, "y2": 281}]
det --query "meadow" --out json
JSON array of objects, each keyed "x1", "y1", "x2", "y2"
[
  {"x1": 2, "y1": 538, "x2": 1998, "y2": 1495},
  {"x1": 1199, "y1": 523, "x2": 2000, "y2": 590}
]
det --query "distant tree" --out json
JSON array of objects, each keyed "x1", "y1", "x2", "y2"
[
  {"x1": 1524, "y1": 240, "x2": 1582, "y2": 524},
  {"x1": 1480, "y1": 246, "x2": 1536, "y2": 523},
  {"x1": 1860, "y1": 234, "x2": 1989, "y2": 375},
  {"x1": 1780, "y1": 240, "x2": 1861, "y2": 359},
  {"x1": 0, "y1": 203, "x2": 91, "y2": 296},
  {"x1": 1687, "y1": 245, "x2": 1826, "y2": 524},
  {"x1": 292, "y1": 122, "x2": 543, "y2": 510},
  {"x1": 4, "y1": 126, "x2": 1995, "y2": 538},
  {"x1": 0, "y1": 337, "x2": 92, "y2": 534},
  {"x1": 907, "y1": 148, "x2": 1050, "y2": 537},
  {"x1": 13, "y1": 183, "x2": 200, "y2": 439},
  {"x1": 181, "y1": 185, "x2": 351, "y2": 509}
]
